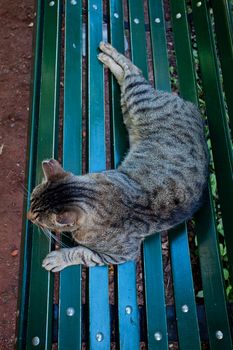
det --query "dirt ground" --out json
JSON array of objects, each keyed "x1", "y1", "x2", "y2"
[{"x1": 0, "y1": 0, "x2": 34, "y2": 348}]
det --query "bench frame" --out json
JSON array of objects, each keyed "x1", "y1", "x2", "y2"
[{"x1": 16, "y1": 0, "x2": 233, "y2": 349}]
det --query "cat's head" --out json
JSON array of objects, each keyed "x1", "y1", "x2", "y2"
[{"x1": 27, "y1": 159, "x2": 81, "y2": 233}]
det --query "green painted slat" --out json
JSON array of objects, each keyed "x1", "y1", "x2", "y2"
[
  {"x1": 127, "y1": 0, "x2": 148, "y2": 77},
  {"x1": 192, "y1": 0, "x2": 233, "y2": 277},
  {"x1": 170, "y1": 1, "x2": 232, "y2": 348},
  {"x1": 117, "y1": 262, "x2": 140, "y2": 349},
  {"x1": 143, "y1": 235, "x2": 167, "y2": 349},
  {"x1": 87, "y1": 1, "x2": 110, "y2": 349},
  {"x1": 196, "y1": 193, "x2": 233, "y2": 349},
  {"x1": 150, "y1": 1, "x2": 201, "y2": 349},
  {"x1": 119, "y1": 0, "x2": 150, "y2": 347},
  {"x1": 143, "y1": 1, "x2": 171, "y2": 348},
  {"x1": 148, "y1": 0, "x2": 171, "y2": 91},
  {"x1": 109, "y1": 2, "x2": 140, "y2": 349},
  {"x1": 16, "y1": 1, "x2": 43, "y2": 349},
  {"x1": 211, "y1": 0, "x2": 233, "y2": 132},
  {"x1": 170, "y1": 0, "x2": 198, "y2": 104},
  {"x1": 58, "y1": 1, "x2": 83, "y2": 349},
  {"x1": 169, "y1": 225, "x2": 201, "y2": 350},
  {"x1": 109, "y1": 0, "x2": 128, "y2": 168},
  {"x1": 25, "y1": 0, "x2": 62, "y2": 349},
  {"x1": 163, "y1": 2, "x2": 201, "y2": 349}
]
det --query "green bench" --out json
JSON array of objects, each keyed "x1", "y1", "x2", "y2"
[{"x1": 16, "y1": 0, "x2": 233, "y2": 349}]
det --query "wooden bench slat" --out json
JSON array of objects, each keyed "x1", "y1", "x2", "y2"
[
  {"x1": 170, "y1": 1, "x2": 233, "y2": 348},
  {"x1": 117, "y1": 263, "x2": 140, "y2": 348},
  {"x1": 16, "y1": 1, "x2": 44, "y2": 348},
  {"x1": 58, "y1": 1, "x2": 83, "y2": 349},
  {"x1": 196, "y1": 196, "x2": 233, "y2": 349},
  {"x1": 127, "y1": 0, "x2": 148, "y2": 77},
  {"x1": 169, "y1": 225, "x2": 201, "y2": 350},
  {"x1": 87, "y1": 1, "x2": 111, "y2": 349},
  {"x1": 153, "y1": 1, "x2": 201, "y2": 348},
  {"x1": 109, "y1": 0, "x2": 128, "y2": 169},
  {"x1": 25, "y1": 1, "x2": 62, "y2": 348},
  {"x1": 211, "y1": 0, "x2": 233, "y2": 132},
  {"x1": 168, "y1": 4, "x2": 202, "y2": 347},
  {"x1": 143, "y1": 1, "x2": 170, "y2": 348},
  {"x1": 148, "y1": 0, "x2": 171, "y2": 91},
  {"x1": 170, "y1": 0, "x2": 198, "y2": 105},
  {"x1": 109, "y1": 1, "x2": 140, "y2": 349},
  {"x1": 144, "y1": 236, "x2": 167, "y2": 349},
  {"x1": 192, "y1": 0, "x2": 233, "y2": 278}
]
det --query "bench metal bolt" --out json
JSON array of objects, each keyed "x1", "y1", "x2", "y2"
[
  {"x1": 176, "y1": 13, "x2": 182, "y2": 19},
  {"x1": 71, "y1": 0, "x2": 77, "y2": 5},
  {"x1": 154, "y1": 332, "x2": 162, "y2": 341},
  {"x1": 215, "y1": 330, "x2": 223, "y2": 340},
  {"x1": 66, "y1": 307, "x2": 75, "y2": 316},
  {"x1": 114, "y1": 13, "x2": 119, "y2": 18},
  {"x1": 197, "y1": 1, "x2": 202, "y2": 7},
  {"x1": 134, "y1": 18, "x2": 140, "y2": 24},
  {"x1": 96, "y1": 332, "x2": 104, "y2": 342},
  {"x1": 125, "y1": 305, "x2": 132, "y2": 315},
  {"x1": 155, "y1": 18, "x2": 161, "y2": 23},
  {"x1": 49, "y1": 1, "x2": 55, "y2": 6},
  {"x1": 92, "y1": 4, "x2": 98, "y2": 10},
  {"x1": 32, "y1": 337, "x2": 40, "y2": 346},
  {"x1": 181, "y1": 304, "x2": 189, "y2": 313}
]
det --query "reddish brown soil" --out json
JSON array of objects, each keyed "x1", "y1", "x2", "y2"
[{"x1": 0, "y1": 1, "x2": 33, "y2": 348}]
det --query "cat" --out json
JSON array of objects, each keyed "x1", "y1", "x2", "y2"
[{"x1": 27, "y1": 42, "x2": 209, "y2": 272}]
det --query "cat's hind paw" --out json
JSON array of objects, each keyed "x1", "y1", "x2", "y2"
[{"x1": 42, "y1": 250, "x2": 69, "y2": 272}]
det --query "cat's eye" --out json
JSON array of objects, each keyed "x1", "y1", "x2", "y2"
[{"x1": 55, "y1": 211, "x2": 76, "y2": 226}]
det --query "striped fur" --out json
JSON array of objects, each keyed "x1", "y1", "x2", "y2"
[{"x1": 28, "y1": 43, "x2": 209, "y2": 272}]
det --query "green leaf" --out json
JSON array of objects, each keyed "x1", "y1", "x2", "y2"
[
  {"x1": 219, "y1": 243, "x2": 223, "y2": 255},
  {"x1": 169, "y1": 66, "x2": 174, "y2": 73},
  {"x1": 223, "y1": 268, "x2": 229, "y2": 280},
  {"x1": 226, "y1": 285, "x2": 232, "y2": 297},
  {"x1": 210, "y1": 174, "x2": 217, "y2": 196},
  {"x1": 194, "y1": 235, "x2": 198, "y2": 246},
  {"x1": 217, "y1": 219, "x2": 224, "y2": 236},
  {"x1": 219, "y1": 243, "x2": 227, "y2": 257},
  {"x1": 196, "y1": 290, "x2": 204, "y2": 298}
]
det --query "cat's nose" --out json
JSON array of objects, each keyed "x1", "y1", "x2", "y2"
[{"x1": 27, "y1": 210, "x2": 36, "y2": 221}]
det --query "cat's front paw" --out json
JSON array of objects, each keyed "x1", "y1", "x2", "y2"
[{"x1": 42, "y1": 250, "x2": 70, "y2": 272}]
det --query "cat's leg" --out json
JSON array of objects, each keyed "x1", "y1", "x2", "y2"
[
  {"x1": 42, "y1": 246, "x2": 105, "y2": 272},
  {"x1": 98, "y1": 42, "x2": 156, "y2": 145}
]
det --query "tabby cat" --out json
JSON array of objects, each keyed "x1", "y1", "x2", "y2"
[{"x1": 27, "y1": 42, "x2": 208, "y2": 272}]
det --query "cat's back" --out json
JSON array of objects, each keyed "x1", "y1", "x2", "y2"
[{"x1": 118, "y1": 91, "x2": 209, "y2": 226}]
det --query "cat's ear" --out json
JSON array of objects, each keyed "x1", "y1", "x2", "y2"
[
  {"x1": 55, "y1": 211, "x2": 77, "y2": 226},
  {"x1": 42, "y1": 159, "x2": 67, "y2": 181}
]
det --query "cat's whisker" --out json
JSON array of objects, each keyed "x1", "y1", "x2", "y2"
[
  {"x1": 42, "y1": 227, "x2": 70, "y2": 248},
  {"x1": 38, "y1": 226, "x2": 50, "y2": 243},
  {"x1": 61, "y1": 232, "x2": 72, "y2": 240},
  {"x1": 20, "y1": 183, "x2": 30, "y2": 196}
]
